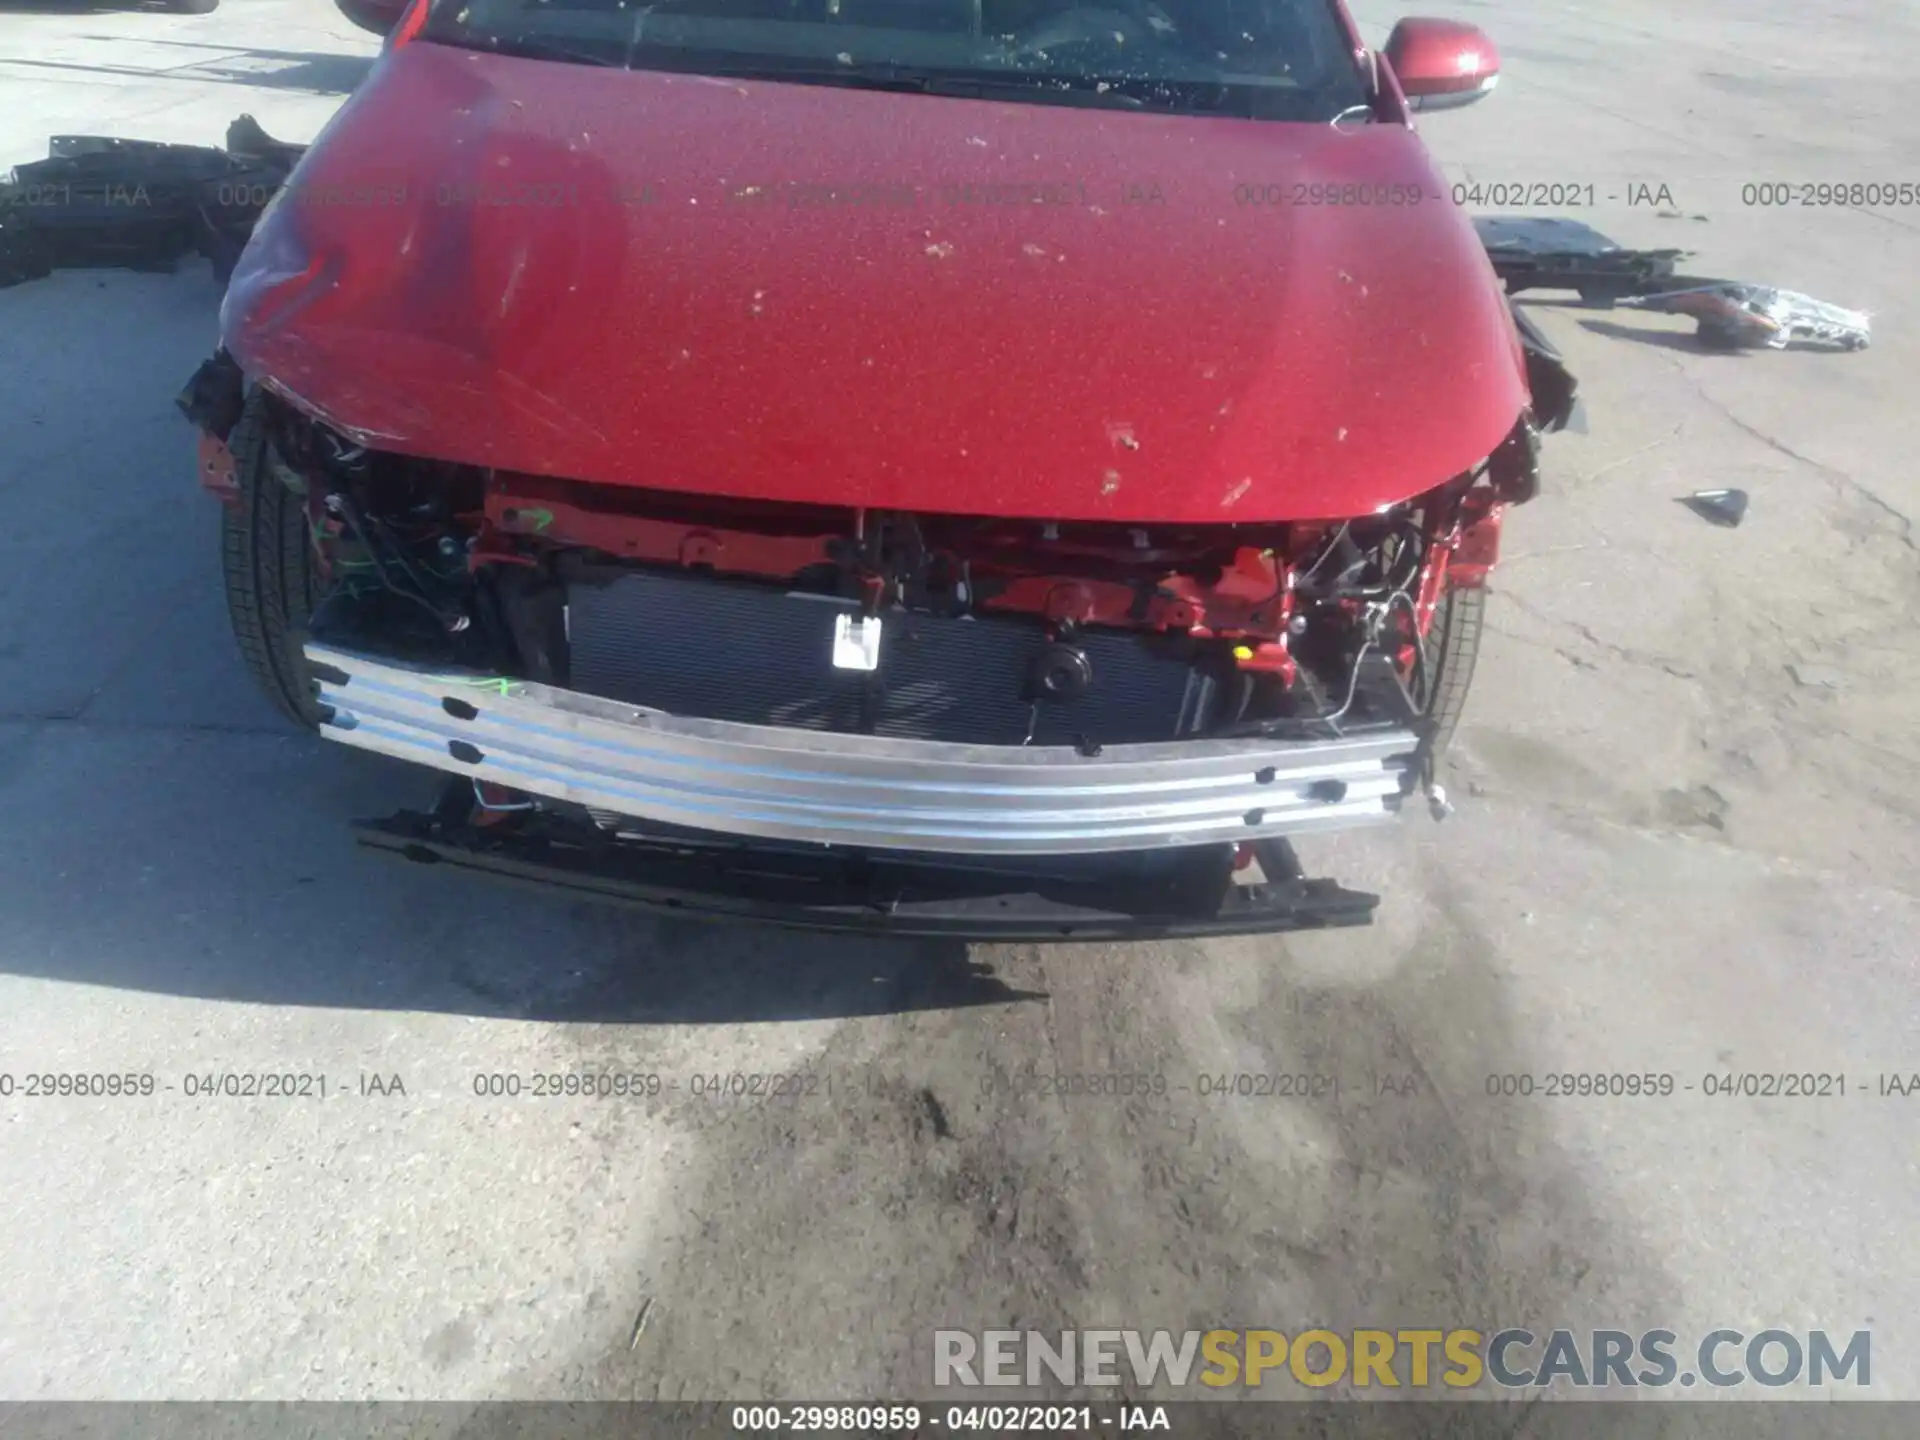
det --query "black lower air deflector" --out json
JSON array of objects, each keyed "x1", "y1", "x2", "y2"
[{"x1": 353, "y1": 801, "x2": 1380, "y2": 943}]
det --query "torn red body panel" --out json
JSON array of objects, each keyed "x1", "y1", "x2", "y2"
[
  {"x1": 221, "y1": 40, "x2": 1528, "y2": 525},
  {"x1": 196, "y1": 430, "x2": 239, "y2": 504},
  {"x1": 1446, "y1": 503, "x2": 1506, "y2": 588}
]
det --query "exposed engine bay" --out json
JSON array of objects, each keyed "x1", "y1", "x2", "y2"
[{"x1": 186, "y1": 350, "x2": 1555, "y2": 759}]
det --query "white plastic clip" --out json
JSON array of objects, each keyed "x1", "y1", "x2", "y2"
[{"x1": 831, "y1": 613, "x2": 883, "y2": 672}]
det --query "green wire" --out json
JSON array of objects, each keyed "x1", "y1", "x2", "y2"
[{"x1": 428, "y1": 674, "x2": 519, "y2": 697}]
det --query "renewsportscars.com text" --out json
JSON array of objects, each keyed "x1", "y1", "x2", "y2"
[{"x1": 933, "y1": 1327, "x2": 1871, "y2": 1390}]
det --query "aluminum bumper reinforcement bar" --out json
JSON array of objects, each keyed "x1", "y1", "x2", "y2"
[{"x1": 307, "y1": 643, "x2": 1420, "y2": 858}]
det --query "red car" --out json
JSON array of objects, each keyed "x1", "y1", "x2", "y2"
[{"x1": 188, "y1": 0, "x2": 1570, "y2": 939}]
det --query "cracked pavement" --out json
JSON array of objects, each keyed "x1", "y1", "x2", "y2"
[{"x1": 0, "y1": 0, "x2": 1915, "y2": 1414}]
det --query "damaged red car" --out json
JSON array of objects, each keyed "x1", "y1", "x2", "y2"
[{"x1": 181, "y1": 0, "x2": 1577, "y2": 939}]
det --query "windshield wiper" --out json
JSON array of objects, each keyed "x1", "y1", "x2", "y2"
[{"x1": 936, "y1": 71, "x2": 1151, "y2": 108}]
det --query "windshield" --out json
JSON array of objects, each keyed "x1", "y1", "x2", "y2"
[{"x1": 420, "y1": 0, "x2": 1368, "y2": 121}]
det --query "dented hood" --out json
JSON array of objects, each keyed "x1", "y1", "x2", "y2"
[{"x1": 223, "y1": 41, "x2": 1527, "y2": 523}]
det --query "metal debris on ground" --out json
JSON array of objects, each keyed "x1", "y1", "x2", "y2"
[
  {"x1": 1786, "y1": 663, "x2": 1845, "y2": 690},
  {"x1": 1679, "y1": 488, "x2": 1750, "y2": 528},
  {"x1": 628, "y1": 1296, "x2": 654, "y2": 1350},
  {"x1": 1623, "y1": 283, "x2": 1871, "y2": 351}
]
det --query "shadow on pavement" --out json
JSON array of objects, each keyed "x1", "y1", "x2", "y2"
[
  {"x1": 1575, "y1": 317, "x2": 1740, "y2": 354},
  {"x1": 0, "y1": 2, "x2": 187, "y2": 10},
  {"x1": 0, "y1": 48, "x2": 375, "y2": 97}
]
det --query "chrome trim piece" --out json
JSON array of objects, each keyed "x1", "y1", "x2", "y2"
[
  {"x1": 306, "y1": 643, "x2": 1419, "y2": 856},
  {"x1": 1406, "y1": 74, "x2": 1497, "y2": 112}
]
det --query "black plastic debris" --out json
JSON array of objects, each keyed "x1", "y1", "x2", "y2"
[
  {"x1": 175, "y1": 348, "x2": 246, "y2": 441},
  {"x1": 1507, "y1": 299, "x2": 1583, "y2": 433},
  {"x1": 0, "y1": 114, "x2": 306, "y2": 291},
  {"x1": 1475, "y1": 215, "x2": 1690, "y2": 304},
  {"x1": 1679, "y1": 489, "x2": 1749, "y2": 528},
  {"x1": 223, "y1": 113, "x2": 308, "y2": 171}
]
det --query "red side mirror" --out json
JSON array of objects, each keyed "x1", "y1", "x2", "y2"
[
  {"x1": 336, "y1": 0, "x2": 413, "y2": 37},
  {"x1": 1381, "y1": 18, "x2": 1500, "y2": 111}
]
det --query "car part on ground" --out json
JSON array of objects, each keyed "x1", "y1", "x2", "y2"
[
  {"x1": 1475, "y1": 214, "x2": 1872, "y2": 350},
  {"x1": 1680, "y1": 489, "x2": 1751, "y2": 528},
  {"x1": 1474, "y1": 215, "x2": 1690, "y2": 303},
  {"x1": 1622, "y1": 284, "x2": 1871, "y2": 351},
  {"x1": 0, "y1": 118, "x2": 297, "y2": 289}
]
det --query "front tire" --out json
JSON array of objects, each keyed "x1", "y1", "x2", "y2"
[
  {"x1": 221, "y1": 392, "x2": 324, "y2": 729},
  {"x1": 1421, "y1": 583, "x2": 1484, "y2": 762},
  {"x1": 170, "y1": 0, "x2": 221, "y2": 13}
]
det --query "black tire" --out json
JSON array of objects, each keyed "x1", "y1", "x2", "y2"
[
  {"x1": 1421, "y1": 583, "x2": 1484, "y2": 762},
  {"x1": 221, "y1": 392, "x2": 324, "y2": 729},
  {"x1": 170, "y1": 0, "x2": 221, "y2": 12},
  {"x1": 335, "y1": 0, "x2": 399, "y2": 34}
]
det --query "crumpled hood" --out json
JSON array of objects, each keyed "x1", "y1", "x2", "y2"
[{"x1": 224, "y1": 40, "x2": 1527, "y2": 523}]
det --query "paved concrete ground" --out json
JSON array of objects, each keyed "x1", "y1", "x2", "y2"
[{"x1": 0, "y1": 0, "x2": 1914, "y2": 1414}]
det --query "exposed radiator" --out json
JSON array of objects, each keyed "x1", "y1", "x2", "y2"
[{"x1": 566, "y1": 570, "x2": 1215, "y2": 748}]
